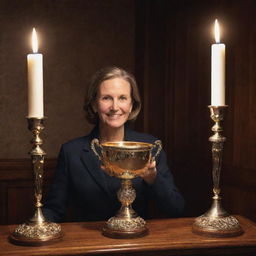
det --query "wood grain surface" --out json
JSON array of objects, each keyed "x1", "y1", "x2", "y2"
[{"x1": 0, "y1": 216, "x2": 256, "y2": 256}]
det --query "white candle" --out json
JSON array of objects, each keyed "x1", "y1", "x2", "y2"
[
  {"x1": 27, "y1": 28, "x2": 44, "y2": 118},
  {"x1": 211, "y1": 19, "x2": 225, "y2": 106}
]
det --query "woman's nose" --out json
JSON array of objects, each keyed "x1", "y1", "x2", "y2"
[{"x1": 110, "y1": 99, "x2": 119, "y2": 110}]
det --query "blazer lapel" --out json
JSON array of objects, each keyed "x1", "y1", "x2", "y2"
[{"x1": 80, "y1": 127, "x2": 110, "y2": 196}]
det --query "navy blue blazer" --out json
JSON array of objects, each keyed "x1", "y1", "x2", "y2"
[{"x1": 43, "y1": 126, "x2": 185, "y2": 222}]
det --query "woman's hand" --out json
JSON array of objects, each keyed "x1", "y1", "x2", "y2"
[{"x1": 140, "y1": 160, "x2": 157, "y2": 185}]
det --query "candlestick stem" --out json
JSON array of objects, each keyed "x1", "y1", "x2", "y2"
[
  {"x1": 9, "y1": 118, "x2": 62, "y2": 246},
  {"x1": 192, "y1": 106, "x2": 243, "y2": 237}
]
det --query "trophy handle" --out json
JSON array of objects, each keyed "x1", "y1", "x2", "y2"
[
  {"x1": 151, "y1": 140, "x2": 162, "y2": 161},
  {"x1": 91, "y1": 138, "x2": 103, "y2": 160}
]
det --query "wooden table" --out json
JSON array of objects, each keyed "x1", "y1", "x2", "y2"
[{"x1": 1, "y1": 216, "x2": 256, "y2": 256}]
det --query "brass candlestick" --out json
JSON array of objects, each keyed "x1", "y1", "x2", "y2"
[
  {"x1": 9, "y1": 118, "x2": 63, "y2": 246},
  {"x1": 192, "y1": 106, "x2": 243, "y2": 237}
]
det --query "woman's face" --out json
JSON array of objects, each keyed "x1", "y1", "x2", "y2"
[{"x1": 94, "y1": 78, "x2": 133, "y2": 129}]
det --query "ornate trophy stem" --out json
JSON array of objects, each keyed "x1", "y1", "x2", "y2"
[
  {"x1": 102, "y1": 179, "x2": 148, "y2": 238},
  {"x1": 192, "y1": 106, "x2": 243, "y2": 237},
  {"x1": 10, "y1": 118, "x2": 62, "y2": 245},
  {"x1": 117, "y1": 180, "x2": 137, "y2": 218}
]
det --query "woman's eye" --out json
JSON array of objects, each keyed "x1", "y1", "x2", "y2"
[
  {"x1": 119, "y1": 96, "x2": 127, "y2": 101},
  {"x1": 102, "y1": 96, "x2": 111, "y2": 100}
]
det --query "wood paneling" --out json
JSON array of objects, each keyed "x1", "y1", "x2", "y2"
[
  {"x1": 135, "y1": 0, "x2": 256, "y2": 220},
  {"x1": 0, "y1": 159, "x2": 56, "y2": 225}
]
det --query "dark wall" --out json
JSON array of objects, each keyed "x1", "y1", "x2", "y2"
[{"x1": 0, "y1": 0, "x2": 135, "y2": 158}]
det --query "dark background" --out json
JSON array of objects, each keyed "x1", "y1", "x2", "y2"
[{"x1": 0, "y1": 0, "x2": 256, "y2": 224}]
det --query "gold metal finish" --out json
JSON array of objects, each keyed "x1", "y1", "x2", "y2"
[
  {"x1": 192, "y1": 106, "x2": 243, "y2": 237},
  {"x1": 10, "y1": 118, "x2": 63, "y2": 246},
  {"x1": 91, "y1": 139, "x2": 162, "y2": 238}
]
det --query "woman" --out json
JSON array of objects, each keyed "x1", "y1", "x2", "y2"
[{"x1": 43, "y1": 67, "x2": 185, "y2": 222}]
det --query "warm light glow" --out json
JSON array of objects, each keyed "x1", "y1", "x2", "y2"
[
  {"x1": 32, "y1": 28, "x2": 38, "y2": 53},
  {"x1": 214, "y1": 19, "x2": 220, "y2": 43}
]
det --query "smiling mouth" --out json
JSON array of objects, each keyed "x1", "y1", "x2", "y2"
[{"x1": 107, "y1": 113, "x2": 122, "y2": 119}]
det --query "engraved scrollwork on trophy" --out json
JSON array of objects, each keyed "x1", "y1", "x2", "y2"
[
  {"x1": 117, "y1": 180, "x2": 136, "y2": 204},
  {"x1": 106, "y1": 217, "x2": 146, "y2": 231}
]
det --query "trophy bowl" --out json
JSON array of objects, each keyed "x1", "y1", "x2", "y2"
[{"x1": 91, "y1": 139, "x2": 162, "y2": 238}]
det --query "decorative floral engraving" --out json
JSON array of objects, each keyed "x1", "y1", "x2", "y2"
[
  {"x1": 194, "y1": 215, "x2": 240, "y2": 230},
  {"x1": 106, "y1": 217, "x2": 146, "y2": 231},
  {"x1": 14, "y1": 223, "x2": 61, "y2": 239},
  {"x1": 117, "y1": 185, "x2": 136, "y2": 204}
]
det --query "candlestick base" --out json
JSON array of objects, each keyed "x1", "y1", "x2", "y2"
[
  {"x1": 9, "y1": 221, "x2": 62, "y2": 246},
  {"x1": 192, "y1": 198, "x2": 243, "y2": 237}
]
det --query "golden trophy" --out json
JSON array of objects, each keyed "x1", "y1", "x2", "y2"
[
  {"x1": 192, "y1": 106, "x2": 243, "y2": 237},
  {"x1": 91, "y1": 139, "x2": 162, "y2": 238},
  {"x1": 9, "y1": 118, "x2": 63, "y2": 245}
]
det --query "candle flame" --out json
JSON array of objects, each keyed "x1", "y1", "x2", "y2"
[
  {"x1": 214, "y1": 19, "x2": 220, "y2": 43},
  {"x1": 32, "y1": 28, "x2": 38, "y2": 53}
]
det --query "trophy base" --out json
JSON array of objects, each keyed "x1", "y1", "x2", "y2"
[
  {"x1": 192, "y1": 215, "x2": 243, "y2": 238},
  {"x1": 9, "y1": 221, "x2": 63, "y2": 246},
  {"x1": 102, "y1": 216, "x2": 148, "y2": 239}
]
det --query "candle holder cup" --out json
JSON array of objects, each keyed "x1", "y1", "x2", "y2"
[
  {"x1": 9, "y1": 118, "x2": 63, "y2": 246},
  {"x1": 192, "y1": 106, "x2": 243, "y2": 237}
]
